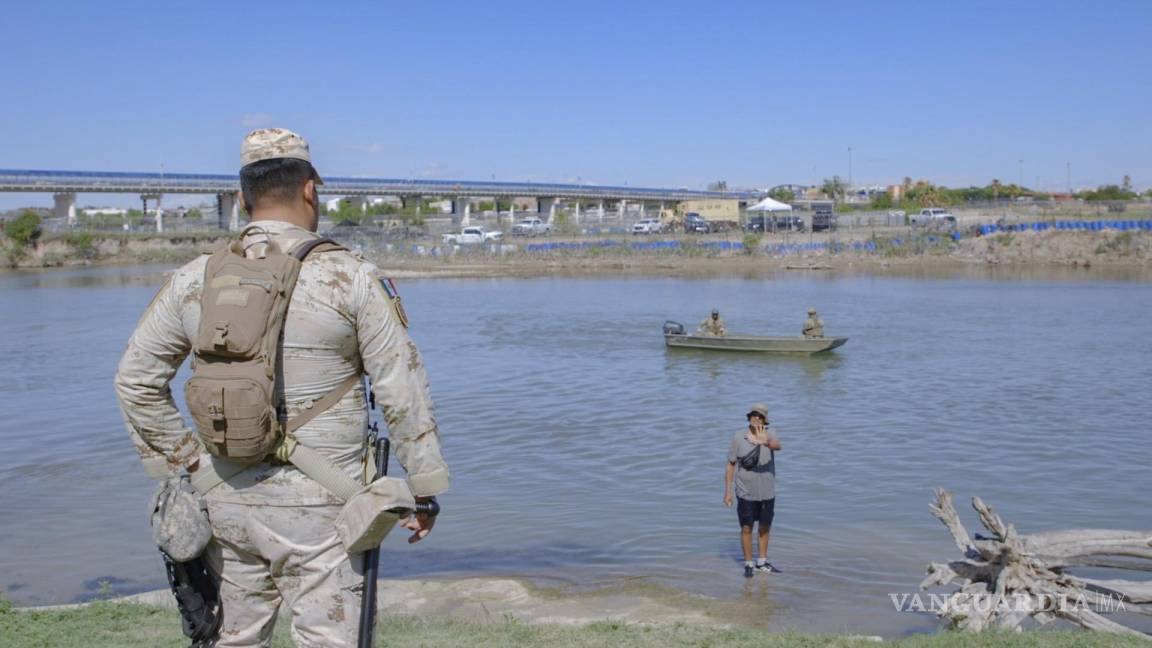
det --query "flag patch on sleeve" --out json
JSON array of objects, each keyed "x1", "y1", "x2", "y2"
[{"x1": 378, "y1": 276, "x2": 409, "y2": 328}]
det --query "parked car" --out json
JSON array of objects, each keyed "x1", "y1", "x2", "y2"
[
  {"x1": 812, "y1": 207, "x2": 837, "y2": 232},
  {"x1": 909, "y1": 208, "x2": 955, "y2": 226},
  {"x1": 631, "y1": 218, "x2": 662, "y2": 235},
  {"x1": 442, "y1": 227, "x2": 503, "y2": 245},
  {"x1": 745, "y1": 214, "x2": 804, "y2": 232},
  {"x1": 683, "y1": 212, "x2": 712, "y2": 233},
  {"x1": 511, "y1": 217, "x2": 552, "y2": 237}
]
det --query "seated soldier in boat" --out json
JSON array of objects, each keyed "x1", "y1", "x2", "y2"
[
  {"x1": 698, "y1": 309, "x2": 727, "y2": 337},
  {"x1": 802, "y1": 307, "x2": 824, "y2": 338}
]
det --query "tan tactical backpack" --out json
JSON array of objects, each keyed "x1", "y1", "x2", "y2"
[{"x1": 185, "y1": 234, "x2": 343, "y2": 464}]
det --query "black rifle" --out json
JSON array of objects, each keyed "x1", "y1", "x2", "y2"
[
  {"x1": 160, "y1": 551, "x2": 222, "y2": 648},
  {"x1": 358, "y1": 415, "x2": 440, "y2": 648}
]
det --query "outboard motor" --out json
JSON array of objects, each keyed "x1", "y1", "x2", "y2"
[{"x1": 663, "y1": 320, "x2": 685, "y2": 336}]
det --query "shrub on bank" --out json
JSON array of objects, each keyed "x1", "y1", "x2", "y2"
[
  {"x1": 63, "y1": 232, "x2": 97, "y2": 259},
  {"x1": 742, "y1": 233, "x2": 763, "y2": 255},
  {"x1": 5, "y1": 210, "x2": 42, "y2": 247}
]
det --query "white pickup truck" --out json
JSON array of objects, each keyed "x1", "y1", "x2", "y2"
[
  {"x1": 442, "y1": 227, "x2": 503, "y2": 245},
  {"x1": 511, "y1": 218, "x2": 552, "y2": 237},
  {"x1": 909, "y1": 208, "x2": 956, "y2": 226}
]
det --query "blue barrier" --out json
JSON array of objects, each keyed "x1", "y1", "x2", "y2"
[{"x1": 977, "y1": 218, "x2": 1151, "y2": 236}]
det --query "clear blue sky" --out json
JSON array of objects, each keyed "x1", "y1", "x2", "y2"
[{"x1": 1, "y1": 0, "x2": 1149, "y2": 208}]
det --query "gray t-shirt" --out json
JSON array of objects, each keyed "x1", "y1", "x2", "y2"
[{"x1": 727, "y1": 427, "x2": 777, "y2": 501}]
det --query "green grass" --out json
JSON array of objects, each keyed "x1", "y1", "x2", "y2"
[{"x1": 0, "y1": 601, "x2": 1146, "y2": 648}]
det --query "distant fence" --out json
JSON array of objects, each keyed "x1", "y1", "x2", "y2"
[
  {"x1": 381, "y1": 236, "x2": 967, "y2": 258},
  {"x1": 381, "y1": 219, "x2": 1152, "y2": 258}
]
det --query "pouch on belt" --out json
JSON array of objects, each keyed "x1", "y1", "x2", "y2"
[
  {"x1": 335, "y1": 476, "x2": 416, "y2": 553},
  {"x1": 151, "y1": 473, "x2": 213, "y2": 562}
]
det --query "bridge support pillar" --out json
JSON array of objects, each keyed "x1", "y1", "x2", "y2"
[
  {"x1": 218, "y1": 192, "x2": 241, "y2": 231},
  {"x1": 456, "y1": 196, "x2": 471, "y2": 227},
  {"x1": 598, "y1": 201, "x2": 605, "y2": 222},
  {"x1": 53, "y1": 192, "x2": 77, "y2": 227},
  {"x1": 573, "y1": 202, "x2": 582, "y2": 224},
  {"x1": 619, "y1": 200, "x2": 627, "y2": 220},
  {"x1": 402, "y1": 196, "x2": 423, "y2": 215},
  {"x1": 547, "y1": 197, "x2": 559, "y2": 224}
]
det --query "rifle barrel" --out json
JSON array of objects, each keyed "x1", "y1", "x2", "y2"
[{"x1": 357, "y1": 437, "x2": 390, "y2": 648}]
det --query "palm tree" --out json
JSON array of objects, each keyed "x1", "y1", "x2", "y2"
[
  {"x1": 907, "y1": 180, "x2": 942, "y2": 208},
  {"x1": 821, "y1": 176, "x2": 847, "y2": 203}
]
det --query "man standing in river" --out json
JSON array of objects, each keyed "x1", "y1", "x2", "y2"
[
  {"x1": 724, "y1": 403, "x2": 781, "y2": 577},
  {"x1": 115, "y1": 128, "x2": 449, "y2": 646}
]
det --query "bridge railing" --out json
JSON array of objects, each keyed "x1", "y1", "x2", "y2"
[{"x1": 0, "y1": 169, "x2": 760, "y2": 202}]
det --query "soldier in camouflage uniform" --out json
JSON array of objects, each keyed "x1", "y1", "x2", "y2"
[
  {"x1": 802, "y1": 307, "x2": 824, "y2": 338},
  {"x1": 698, "y1": 309, "x2": 727, "y2": 337},
  {"x1": 115, "y1": 128, "x2": 449, "y2": 647}
]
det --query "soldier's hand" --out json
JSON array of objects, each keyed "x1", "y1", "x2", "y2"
[
  {"x1": 724, "y1": 492, "x2": 733, "y2": 507},
  {"x1": 402, "y1": 498, "x2": 437, "y2": 544}
]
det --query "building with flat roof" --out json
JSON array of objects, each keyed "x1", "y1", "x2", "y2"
[{"x1": 679, "y1": 199, "x2": 742, "y2": 220}]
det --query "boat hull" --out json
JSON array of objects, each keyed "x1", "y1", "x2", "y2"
[{"x1": 664, "y1": 334, "x2": 847, "y2": 354}]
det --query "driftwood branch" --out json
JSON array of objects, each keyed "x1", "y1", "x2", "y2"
[{"x1": 926, "y1": 489, "x2": 1152, "y2": 639}]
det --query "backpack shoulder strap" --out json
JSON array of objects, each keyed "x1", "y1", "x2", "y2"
[{"x1": 292, "y1": 237, "x2": 345, "y2": 261}]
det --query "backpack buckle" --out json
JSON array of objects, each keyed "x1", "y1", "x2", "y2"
[{"x1": 211, "y1": 322, "x2": 229, "y2": 348}]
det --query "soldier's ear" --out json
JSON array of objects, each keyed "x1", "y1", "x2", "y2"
[{"x1": 303, "y1": 179, "x2": 317, "y2": 206}]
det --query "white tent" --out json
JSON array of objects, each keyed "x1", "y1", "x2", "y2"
[{"x1": 747, "y1": 196, "x2": 793, "y2": 212}]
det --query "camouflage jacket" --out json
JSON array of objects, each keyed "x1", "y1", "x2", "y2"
[
  {"x1": 114, "y1": 220, "x2": 449, "y2": 504},
  {"x1": 698, "y1": 316, "x2": 727, "y2": 337},
  {"x1": 802, "y1": 316, "x2": 824, "y2": 338}
]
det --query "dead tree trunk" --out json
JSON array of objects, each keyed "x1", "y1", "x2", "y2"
[{"x1": 925, "y1": 488, "x2": 1151, "y2": 639}]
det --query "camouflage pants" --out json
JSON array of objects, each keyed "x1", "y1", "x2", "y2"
[{"x1": 205, "y1": 500, "x2": 363, "y2": 648}]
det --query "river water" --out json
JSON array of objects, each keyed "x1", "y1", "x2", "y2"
[{"x1": 1, "y1": 264, "x2": 1149, "y2": 636}]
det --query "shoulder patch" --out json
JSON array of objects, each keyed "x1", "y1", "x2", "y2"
[{"x1": 377, "y1": 276, "x2": 409, "y2": 328}]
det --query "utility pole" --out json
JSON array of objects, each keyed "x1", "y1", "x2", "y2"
[
  {"x1": 1018, "y1": 159, "x2": 1024, "y2": 188},
  {"x1": 848, "y1": 146, "x2": 853, "y2": 190}
]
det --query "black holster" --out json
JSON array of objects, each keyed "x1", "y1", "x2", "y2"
[{"x1": 161, "y1": 550, "x2": 222, "y2": 647}]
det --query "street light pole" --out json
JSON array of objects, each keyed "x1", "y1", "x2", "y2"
[
  {"x1": 848, "y1": 146, "x2": 853, "y2": 190},
  {"x1": 1018, "y1": 159, "x2": 1024, "y2": 188}
]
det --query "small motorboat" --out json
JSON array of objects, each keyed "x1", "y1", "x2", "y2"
[{"x1": 662, "y1": 321, "x2": 847, "y2": 354}]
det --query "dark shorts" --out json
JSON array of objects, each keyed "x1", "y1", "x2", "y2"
[{"x1": 737, "y1": 497, "x2": 775, "y2": 529}]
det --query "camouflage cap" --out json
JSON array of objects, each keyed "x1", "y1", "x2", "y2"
[
  {"x1": 150, "y1": 474, "x2": 212, "y2": 562},
  {"x1": 240, "y1": 128, "x2": 324, "y2": 184},
  {"x1": 747, "y1": 403, "x2": 769, "y2": 419},
  {"x1": 808, "y1": 307, "x2": 817, "y2": 314}
]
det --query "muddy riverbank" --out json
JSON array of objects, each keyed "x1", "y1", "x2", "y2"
[{"x1": 5, "y1": 229, "x2": 1149, "y2": 279}]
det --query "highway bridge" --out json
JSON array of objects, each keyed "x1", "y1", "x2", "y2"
[{"x1": 0, "y1": 168, "x2": 760, "y2": 231}]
